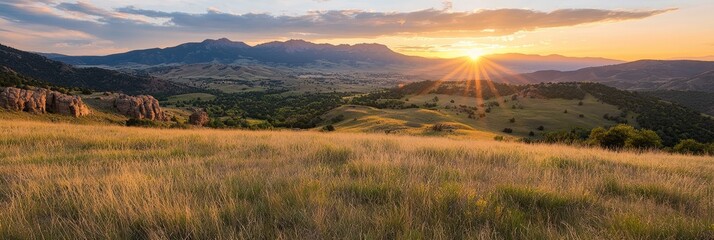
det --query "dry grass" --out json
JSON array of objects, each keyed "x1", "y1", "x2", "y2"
[{"x1": 0, "y1": 119, "x2": 713, "y2": 239}]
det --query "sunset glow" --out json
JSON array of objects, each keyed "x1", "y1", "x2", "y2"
[{"x1": 0, "y1": 0, "x2": 711, "y2": 60}]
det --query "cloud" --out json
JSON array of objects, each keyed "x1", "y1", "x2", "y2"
[
  {"x1": 0, "y1": 1, "x2": 675, "y2": 54},
  {"x1": 114, "y1": 7, "x2": 675, "y2": 38}
]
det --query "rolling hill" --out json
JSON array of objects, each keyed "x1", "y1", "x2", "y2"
[
  {"x1": 0, "y1": 44, "x2": 196, "y2": 96},
  {"x1": 336, "y1": 80, "x2": 714, "y2": 146}
]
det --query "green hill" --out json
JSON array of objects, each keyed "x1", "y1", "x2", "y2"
[{"x1": 330, "y1": 80, "x2": 714, "y2": 146}]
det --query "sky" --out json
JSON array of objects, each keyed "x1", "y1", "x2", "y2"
[{"x1": 0, "y1": 0, "x2": 712, "y2": 60}]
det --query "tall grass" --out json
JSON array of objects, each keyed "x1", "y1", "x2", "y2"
[{"x1": 0, "y1": 120, "x2": 713, "y2": 239}]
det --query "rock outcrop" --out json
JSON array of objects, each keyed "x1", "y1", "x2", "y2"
[
  {"x1": 0, "y1": 87, "x2": 90, "y2": 117},
  {"x1": 189, "y1": 110, "x2": 210, "y2": 126},
  {"x1": 113, "y1": 94, "x2": 167, "y2": 121}
]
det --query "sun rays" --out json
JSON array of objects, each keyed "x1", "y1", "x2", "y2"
[{"x1": 412, "y1": 56, "x2": 531, "y2": 114}]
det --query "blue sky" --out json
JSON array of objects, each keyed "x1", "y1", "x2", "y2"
[{"x1": 0, "y1": 0, "x2": 712, "y2": 60}]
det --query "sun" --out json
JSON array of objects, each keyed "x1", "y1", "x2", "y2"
[{"x1": 467, "y1": 49, "x2": 486, "y2": 61}]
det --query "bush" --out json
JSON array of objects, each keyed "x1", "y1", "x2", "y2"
[
  {"x1": 323, "y1": 125, "x2": 336, "y2": 132},
  {"x1": 673, "y1": 139, "x2": 708, "y2": 155},
  {"x1": 125, "y1": 118, "x2": 162, "y2": 128},
  {"x1": 509, "y1": 118, "x2": 516, "y2": 123},
  {"x1": 589, "y1": 125, "x2": 662, "y2": 150},
  {"x1": 537, "y1": 126, "x2": 545, "y2": 131},
  {"x1": 503, "y1": 128, "x2": 513, "y2": 133}
]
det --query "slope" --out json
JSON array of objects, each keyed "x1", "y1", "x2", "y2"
[{"x1": 0, "y1": 44, "x2": 196, "y2": 96}]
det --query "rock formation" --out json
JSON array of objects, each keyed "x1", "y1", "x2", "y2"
[
  {"x1": 189, "y1": 109, "x2": 210, "y2": 126},
  {"x1": 113, "y1": 94, "x2": 167, "y2": 121},
  {"x1": 0, "y1": 87, "x2": 90, "y2": 117}
]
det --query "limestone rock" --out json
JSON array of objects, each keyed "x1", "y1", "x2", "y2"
[
  {"x1": 0, "y1": 87, "x2": 90, "y2": 117},
  {"x1": 189, "y1": 110, "x2": 210, "y2": 126},
  {"x1": 113, "y1": 94, "x2": 167, "y2": 121}
]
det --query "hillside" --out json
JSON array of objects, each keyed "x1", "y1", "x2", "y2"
[
  {"x1": 0, "y1": 119, "x2": 712, "y2": 239},
  {"x1": 339, "y1": 81, "x2": 714, "y2": 146},
  {"x1": 504, "y1": 60, "x2": 714, "y2": 92},
  {"x1": 643, "y1": 90, "x2": 714, "y2": 116},
  {"x1": 324, "y1": 94, "x2": 621, "y2": 141},
  {"x1": 0, "y1": 44, "x2": 195, "y2": 97}
]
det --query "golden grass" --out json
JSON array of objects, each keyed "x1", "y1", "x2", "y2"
[{"x1": 1, "y1": 119, "x2": 713, "y2": 239}]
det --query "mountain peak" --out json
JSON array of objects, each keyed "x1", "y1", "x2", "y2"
[{"x1": 199, "y1": 38, "x2": 249, "y2": 48}]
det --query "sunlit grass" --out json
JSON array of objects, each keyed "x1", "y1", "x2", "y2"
[{"x1": 0, "y1": 119, "x2": 713, "y2": 239}]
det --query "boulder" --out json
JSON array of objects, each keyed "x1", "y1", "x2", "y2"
[
  {"x1": 113, "y1": 94, "x2": 167, "y2": 121},
  {"x1": 189, "y1": 110, "x2": 210, "y2": 126},
  {"x1": 0, "y1": 87, "x2": 90, "y2": 117}
]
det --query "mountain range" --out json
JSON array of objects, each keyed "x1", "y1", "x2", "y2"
[
  {"x1": 499, "y1": 60, "x2": 714, "y2": 92},
  {"x1": 46, "y1": 38, "x2": 623, "y2": 73}
]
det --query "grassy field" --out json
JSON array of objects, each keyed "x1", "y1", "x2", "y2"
[
  {"x1": 325, "y1": 94, "x2": 627, "y2": 139},
  {"x1": 1, "y1": 119, "x2": 713, "y2": 239}
]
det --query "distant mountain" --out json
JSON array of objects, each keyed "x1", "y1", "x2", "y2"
[
  {"x1": 47, "y1": 38, "x2": 621, "y2": 73},
  {"x1": 500, "y1": 60, "x2": 714, "y2": 92},
  {"x1": 51, "y1": 38, "x2": 421, "y2": 67},
  {"x1": 480, "y1": 53, "x2": 623, "y2": 73},
  {"x1": 0, "y1": 44, "x2": 195, "y2": 96}
]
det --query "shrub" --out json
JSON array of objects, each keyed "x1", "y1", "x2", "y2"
[
  {"x1": 509, "y1": 117, "x2": 515, "y2": 123},
  {"x1": 537, "y1": 126, "x2": 545, "y2": 131},
  {"x1": 125, "y1": 118, "x2": 161, "y2": 128},
  {"x1": 323, "y1": 125, "x2": 336, "y2": 132},
  {"x1": 502, "y1": 128, "x2": 513, "y2": 133},
  {"x1": 589, "y1": 125, "x2": 662, "y2": 150},
  {"x1": 673, "y1": 139, "x2": 708, "y2": 155}
]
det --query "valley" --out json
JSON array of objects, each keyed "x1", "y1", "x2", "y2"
[
  {"x1": 2, "y1": 0, "x2": 714, "y2": 239},
  {"x1": 0, "y1": 16, "x2": 713, "y2": 240}
]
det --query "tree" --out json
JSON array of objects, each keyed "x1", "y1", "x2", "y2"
[
  {"x1": 589, "y1": 125, "x2": 630, "y2": 149},
  {"x1": 509, "y1": 117, "x2": 515, "y2": 123},
  {"x1": 502, "y1": 128, "x2": 513, "y2": 133},
  {"x1": 563, "y1": 109, "x2": 568, "y2": 113},
  {"x1": 529, "y1": 131, "x2": 535, "y2": 137},
  {"x1": 537, "y1": 126, "x2": 545, "y2": 131},
  {"x1": 450, "y1": 99, "x2": 455, "y2": 103},
  {"x1": 578, "y1": 101, "x2": 584, "y2": 106},
  {"x1": 589, "y1": 124, "x2": 662, "y2": 150},
  {"x1": 433, "y1": 96, "x2": 439, "y2": 102},
  {"x1": 625, "y1": 129, "x2": 662, "y2": 149}
]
